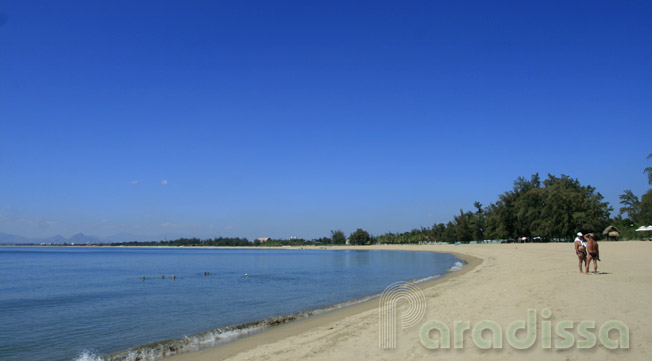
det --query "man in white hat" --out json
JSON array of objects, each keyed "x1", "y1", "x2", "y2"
[{"x1": 574, "y1": 232, "x2": 587, "y2": 273}]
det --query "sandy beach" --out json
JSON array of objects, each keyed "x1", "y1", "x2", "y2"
[{"x1": 165, "y1": 242, "x2": 651, "y2": 361}]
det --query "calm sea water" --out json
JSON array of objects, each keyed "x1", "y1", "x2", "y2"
[{"x1": 0, "y1": 247, "x2": 461, "y2": 361}]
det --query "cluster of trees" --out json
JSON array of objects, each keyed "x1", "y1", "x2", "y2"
[
  {"x1": 377, "y1": 228, "x2": 432, "y2": 244},
  {"x1": 484, "y1": 173, "x2": 612, "y2": 241},
  {"x1": 308, "y1": 229, "x2": 373, "y2": 245},
  {"x1": 378, "y1": 155, "x2": 652, "y2": 244},
  {"x1": 312, "y1": 230, "x2": 347, "y2": 245},
  {"x1": 109, "y1": 229, "x2": 377, "y2": 248},
  {"x1": 254, "y1": 238, "x2": 311, "y2": 247},
  {"x1": 109, "y1": 237, "x2": 251, "y2": 247},
  {"x1": 379, "y1": 173, "x2": 612, "y2": 243}
]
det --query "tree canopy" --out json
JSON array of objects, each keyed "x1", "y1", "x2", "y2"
[
  {"x1": 331, "y1": 230, "x2": 347, "y2": 244},
  {"x1": 349, "y1": 228, "x2": 371, "y2": 245},
  {"x1": 377, "y1": 173, "x2": 612, "y2": 244}
]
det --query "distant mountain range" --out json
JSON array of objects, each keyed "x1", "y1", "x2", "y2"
[{"x1": 0, "y1": 232, "x2": 175, "y2": 244}]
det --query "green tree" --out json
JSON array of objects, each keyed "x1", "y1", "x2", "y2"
[
  {"x1": 376, "y1": 173, "x2": 612, "y2": 243},
  {"x1": 639, "y1": 189, "x2": 652, "y2": 225},
  {"x1": 483, "y1": 203, "x2": 501, "y2": 240},
  {"x1": 486, "y1": 193, "x2": 517, "y2": 240},
  {"x1": 638, "y1": 153, "x2": 652, "y2": 233},
  {"x1": 479, "y1": 174, "x2": 610, "y2": 240},
  {"x1": 432, "y1": 223, "x2": 447, "y2": 241},
  {"x1": 331, "y1": 230, "x2": 346, "y2": 244},
  {"x1": 537, "y1": 175, "x2": 611, "y2": 239},
  {"x1": 441, "y1": 221, "x2": 457, "y2": 242},
  {"x1": 376, "y1": 232, "x2": 395, "y2": 244},
  {"x1": 619, "y1": 189, "x2": 641, "y2": 222},
  {"x1": 315, "y1": 236, "x2": 332, "y2": 244},
  {"x1": 471, "y1": 201, "x2": 485, "y2": 241},
  {"x1": 453, "y1": 209, "x2": 473, "y2": 242},
  {"x1": 349, "y1": 228, "x2": 371, "y2": 245}
]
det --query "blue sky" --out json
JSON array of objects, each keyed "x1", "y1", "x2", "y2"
[{"x1": 1, "y1": 0, "x2": 651, "y2": 241}]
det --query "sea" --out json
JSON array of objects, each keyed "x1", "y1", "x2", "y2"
[{"x1": 0, "y1": 246, "x2": 462, "y2": 361}]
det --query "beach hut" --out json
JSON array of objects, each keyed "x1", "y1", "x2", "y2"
[{"x1": 602, "y1": 225, "x2": 621, "y2": 241}]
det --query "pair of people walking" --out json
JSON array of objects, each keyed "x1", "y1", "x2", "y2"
[{"x1": 574, "y1": 232, "x2": 600, "y2": 274}]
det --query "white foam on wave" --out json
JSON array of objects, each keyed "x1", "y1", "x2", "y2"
[
  {"x1": 411, "y1": 273, "x2": 443, "y2": 284},
  {"x1": 95, "y1": 316, "x2": 292, "y2": 361},
  {"x1": 447, "y1": 261, "x2": 464, "y2": 272},
  {"x1": 72, "y1": 350, "x2": 103, "y2": 361}
]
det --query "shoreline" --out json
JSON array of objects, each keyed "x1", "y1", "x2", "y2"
[
  {"x1": 39, "y1": 245, "x2": 470, "y2": 361},
  {"x1": 163, "y1": 242, "x2": 652, "y2": 361},
  {"x1": 101, "y1": 256, "x2": 468, "y2": 361},
  {"x1": 162, "y1": 245, "x2": 481, "y2": 361}
]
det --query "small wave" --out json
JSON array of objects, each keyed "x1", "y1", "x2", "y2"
[
  {"x1": 73, "y1": 351, "x2": 103, "y2": 361},
  {"x1": 92, "y1": 291, "x2": 388, "y2": 361},
  {"x1": 411, "y1": 260, "x2": 464, "y2": 283},
  {"x1": 410, "y1": 273, "x2": 443, "y2": 284},
  {"x1": 447, "y1": 261, "x2": 464, "y2": 272},
  {"x1": 97, "y1": 313, "x2": 313, "y2": 361}
]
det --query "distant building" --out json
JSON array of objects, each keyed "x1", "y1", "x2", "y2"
[{"x1": 257, "y1": 237, "x2": 270, "y2": 243}]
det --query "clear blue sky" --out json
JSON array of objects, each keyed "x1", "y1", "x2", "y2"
[{"x1": 1, "y1": 0, "x2": 651, "y2": 241}]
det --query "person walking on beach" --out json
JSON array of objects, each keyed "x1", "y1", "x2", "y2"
[
  {"x1": 585, "y1": 233, "x2": 600, "y2": 274},
  {"x1": 574, "y1": 232, "x2": 587, "y2": 273}
]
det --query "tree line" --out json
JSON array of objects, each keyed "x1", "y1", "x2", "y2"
[
  {"x1": 107, "y1": 155, "x2": 651, "y2": 247},
  {"x1": 378, "y1": 154, "x2": 651, "y2": 243},
  {"x1": 109, "y1": 237, "x2": 251, "y2": 247},
  {"x1": 379, "y1": 173, "x2": 612, "y2": 243}
]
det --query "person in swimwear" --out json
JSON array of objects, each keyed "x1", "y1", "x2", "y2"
[
  {"x1": 585, "y1": 233, "x2": 600, "y2": 274},
  {"x1": 574, "y1": 232, "x2": 587, "y2": 273}
]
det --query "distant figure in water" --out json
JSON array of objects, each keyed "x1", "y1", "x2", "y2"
[
  {"x1": 172, "y1": 275, "x2": 176, "y2": 280},
  {"x1": 244, "y1": 273, "x2": 248, "y2": 278},
  {"x1": 142, "y1": 276, "x2": 146, "y2": 281},
  {"x1": 161, "y1": 275, "x2": 165, "y2": 279},
  {"x1": 203, "y1": 272, "x2": 210, "y2": 276}
]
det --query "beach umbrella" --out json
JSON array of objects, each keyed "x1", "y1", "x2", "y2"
[{"x1": 635, "y1": 226, "x2": 652, "y2": 241}]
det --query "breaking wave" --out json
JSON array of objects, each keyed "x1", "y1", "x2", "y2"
[{"x1": 447, "y1": 261, "x2": 465, "y2": 272}]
